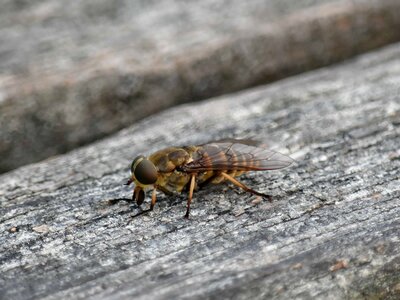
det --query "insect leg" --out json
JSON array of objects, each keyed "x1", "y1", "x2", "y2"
[
  {"x1": 127, "y1": 208, "x2": 152, "y2": 224},
  {"x1": 134, "y1": 187, "x2": 145, "y2": 206},
  {"x1": 108, "y1": 197, "x2": 133, "y2": 205},
  {"x1": 150, "y1": 188, "x2": 157, "y2": 211},
  {"x1": 127, "y1": 189, "x2": 153, "y2": 224},
  {"x1": 220, "y1": 172, "x2": 271, "y2": 201},
  {"x1": 108, "y1": 187, "x2": 136, "y2": 204},
  {"x1": 185, "y1": 174, "x2": 196, "y2": 219}
]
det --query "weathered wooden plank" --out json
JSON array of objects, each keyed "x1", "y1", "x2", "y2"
[
  {"x1": 0, "y1": 43, "x2": 400, "y2": 299},
  {"x1": 1, "y1": 0, "x2": 400, "y2": 172}
]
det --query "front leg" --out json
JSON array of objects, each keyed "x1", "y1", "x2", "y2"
[
  {"x1": 127, "y1": 187, "x2": 156, "y2": 224},
  {"x1": 109, "y1": 186, "x2": 144, "y2": 205},
  {"x1": 185, "y1": 174, "x2": 196, "y2": 219},
  {"x1": 134, "y1": 186, "x2": 145, "y2": 206},
  {"x1": 108, "y1": 187, "x2": 135, "y2": 205},
  {"x1": 108, "y1": 197, "x2": 133, "y2": 205}
]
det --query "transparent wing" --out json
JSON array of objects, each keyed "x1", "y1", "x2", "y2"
[{"x1": 182, "y1": 140, "x2": 293, "y2": 172}]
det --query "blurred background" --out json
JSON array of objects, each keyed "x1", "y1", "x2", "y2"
[{"x1": 1, "y1": 0, "x2": 400, "y2": 173}]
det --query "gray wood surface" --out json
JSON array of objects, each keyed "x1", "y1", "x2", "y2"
[
  {"x1": 1, "y1": 43, "x2": 400, "y2": 299},
  {"x1": 2, "y1": 0, "x2": 400, "y2": 172}
]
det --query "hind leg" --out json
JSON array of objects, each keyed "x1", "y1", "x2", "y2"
[{"x1": 220, "y1": 172, "x2": 271, "y2": 201}]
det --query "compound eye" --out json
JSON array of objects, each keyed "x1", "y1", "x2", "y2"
[
  {"x1": 134, "y1": 159, "x2": 158, "y2": 185},
  {"x1": 131, "y1": 156, "x2": 145, "y2": 174}
]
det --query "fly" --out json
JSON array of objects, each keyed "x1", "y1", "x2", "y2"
[{"x1": 111, "y1": 139, "x2": 293, "y2": 218}]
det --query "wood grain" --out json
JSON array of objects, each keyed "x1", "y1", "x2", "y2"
[{"x1": 1, "y1": 43, "x2": 400, "y2": 299}]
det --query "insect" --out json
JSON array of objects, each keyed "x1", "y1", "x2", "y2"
[{"x1": 112, "y1": 139, "x2": 293, "y2": 218}]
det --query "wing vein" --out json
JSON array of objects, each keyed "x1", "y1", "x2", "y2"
[{"x1": 183, "y1": 140, "x2": 293, "y2": 172}]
